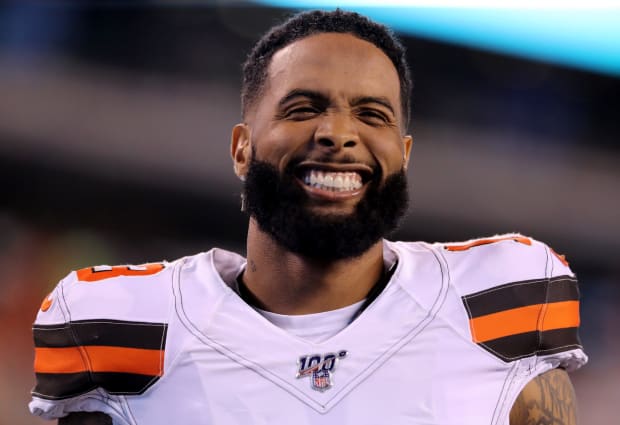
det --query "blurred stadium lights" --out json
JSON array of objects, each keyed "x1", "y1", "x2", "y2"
[{"x1": 250, "y1": 0, "x2": 620, "y2": 77}]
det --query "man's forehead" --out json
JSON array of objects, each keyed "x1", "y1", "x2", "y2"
[
  {"x1": 264, "y1": 32, "x2": 400, "y2": 104},
  {"x1": 269, "y1": 32, "x2": 392, "y2": 72}
]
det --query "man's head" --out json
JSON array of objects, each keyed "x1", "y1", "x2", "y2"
[
  {"x1": 241, "y1": 9, "x2": 412, "y2": 129},
  {"x1": 231, "y1": 10, "x2": 413, "y2": 260}
]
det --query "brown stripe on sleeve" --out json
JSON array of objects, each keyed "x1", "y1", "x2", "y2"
[
  {"x1": 33, "y1": 323, "x2": 74, "y2": 348},
  {"x1": 462, "y1": 276, "x2": 582, "y2": 362},
  {"x1": 463, "y1": 276, "x2": 578, "y2": 318},
  {"x1": 34, "y1": 372, "x2": 160, "y2": 399},
  {"x1": 34, "y1": 320, "x2": 167, "y2": 349},
  {"x1": 539, "y1": 327, "x2": 582, "y2": 354},
  {"x1": 33, "y1": 372, "x2": 95, "y2": 399},
  {"x1": 32, "y1": 320, "x2": 167, "y2": 399},
  {"x1": 71, "y1": 320, "x2": 167, "y2": 350},
  {"x1": 479, "y1": 328, "x2": 582, "y2": 361}
]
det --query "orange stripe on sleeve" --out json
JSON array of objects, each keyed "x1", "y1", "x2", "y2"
[
  {"x1": 470, "y1": 300, "x2": 580, "y2": 343},
  {"x1": 35, "y1": 346, "x2": 164, "y2": 376},
  {"x1": 34, "y1": 346, "x2": 87, "y2": 374},
  {"x1": 542, "y1": 301, "x2": 580, "y2": 331}
]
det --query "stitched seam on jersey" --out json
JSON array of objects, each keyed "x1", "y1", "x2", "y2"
[
  {"x1": 462, "y1": 276, "x2": 576, "y2": 347},
  {"x1": 35, "y1": 268, "x2": 169, "y2": 399},
  {"x1": 462, "y1": 295, "x2": 479, "y2": 344},
  {"x1": 165, "y1": 260, "x2": 193, "y2": 376},
  {"x1": 462, "y1": 277, "x2": 574, "y2": 300},
  {"x1": 537, "y1": 246, "x2": 553, "y2": 369},
  {"x1": 32, "y1": 320, "x2": 95, "y2": 398},
  {"x1": 461, "y1": 276, "x2": 577, "y2": 305},
  {"x1": 490, "y1": 361, "x2": 518, "y2": 425},
  {"x1": 476, "y1": 343, "x2": 583, "y2": 363},
  {"x1": 535, "y1": 249, "x2": 583, "y2": 356},
  {"x1": 129, "y1": 259, "x2": 187, "y2": 395},
  {"x1": 173, "y1": 253, "x2": 298, "y2": 408},
  {"x1": 171, "y1": 259, "x2": 326, "y2": 412},
  {"x1": 49, "y1": 391, "x2": 127, "y2": 423},
  {"x1": 97, "y1": 389, "x2": 127, "y2": 422},
  {"x1": 324, "y1": 242, "x2": 450, "y2": 406},
  {"x1": 57, "y1": 277, "x2": 70, "y2": 324},
  {"x1": 174, "y1": 244, "x2": 451, "y2": 413},
  {"x1": 70, "y1": 320, "x2": 166, "y2": 395},
  {"x1": 433, "y1": 245, "x2": 488, "y2": 351},
  {"x1": 62, "y1": 274, "x2": 97, "y2": 396},
  {"x1": 465, "y1": 280, "x2": 580, "y2": 361},
  {"x1": 121, "y1": 392, "x2": 138, "y2": 425}
]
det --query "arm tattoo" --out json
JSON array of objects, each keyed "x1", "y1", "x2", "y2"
[
  {"x1": 58, "y1": 412, "x2": 113, "y2": 425},
  {"x1": 510, "y1": 368, "x2": 577, "y2": 425}
]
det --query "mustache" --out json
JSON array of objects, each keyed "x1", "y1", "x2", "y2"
[{"x1": 284, "y1": 154, "x2": 381, "y2": 179}]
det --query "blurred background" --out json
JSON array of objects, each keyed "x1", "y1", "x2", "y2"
[{"x1": 1, "y1": 1, "x2": 618, "y2": 423}]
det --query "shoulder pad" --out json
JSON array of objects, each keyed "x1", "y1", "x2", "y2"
[
  {"x1": 439, "y1": 234, "x2": 582, "y2": 362},
  {"x1": 32, "y1": 261, "x2": 174, "y2": 400}
]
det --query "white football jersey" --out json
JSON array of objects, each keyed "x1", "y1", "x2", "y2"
[{"x1": 29, "y1": 235, "x2": 587, "y2": 425}]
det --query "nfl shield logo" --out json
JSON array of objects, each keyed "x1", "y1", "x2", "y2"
[
  {"x1": 311, "y1": 369, "x2": 332, "y2": 392},
  {"x1": 296, "y1": 350, "x2": 348, "y2": 392}
]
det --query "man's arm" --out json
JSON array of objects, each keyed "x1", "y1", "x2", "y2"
[
  {"x1": 58, "y1": 412, "x2": 112, "y2": 425},
  {"x1": 510, "y1": 368, "x2": 578, "y2": 425}
]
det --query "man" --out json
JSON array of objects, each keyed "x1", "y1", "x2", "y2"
[{"x1": 30, "y1": 9, "x2": 586, "y2": 425}]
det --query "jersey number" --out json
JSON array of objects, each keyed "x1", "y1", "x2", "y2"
[{"x1": 76, "y1": 263, "x2": 165, "y2": 282}]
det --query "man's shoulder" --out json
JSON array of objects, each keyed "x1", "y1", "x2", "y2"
[
  {"x1": 30, "y1": 252, "x2": 213, "y2": 403},
  {"x1": 396, "y1": 234, "x2": 583, "y2": 366},
  {"x1": 390, "y1": 233, "x2": 575, "y2": 297},
  {"x1": 436, "y1": 233, "x2": 572, "y2": 292},
  {"x1": 34, "y1": 251, "x2": 216, "y2": 326}
]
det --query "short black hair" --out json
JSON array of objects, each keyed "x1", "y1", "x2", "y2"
[{"x1": 241, "y1": 9, "x2": 412, "y2": 129}]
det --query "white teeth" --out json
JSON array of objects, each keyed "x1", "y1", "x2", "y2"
[{"x1": 303, "y1": 170, "x2": 363, "y2": 192}]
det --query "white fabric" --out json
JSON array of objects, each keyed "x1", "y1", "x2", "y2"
[
  {"x1": 29, "y1": 235, "x2": 587, "y2": 425},
  {"x1": 255, "y1": 300, "x2": 365, "y2": 343}
]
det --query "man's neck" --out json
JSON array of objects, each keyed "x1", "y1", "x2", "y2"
[{"x1": 241, "y1": 219, "x2": 385, "y2": 315}]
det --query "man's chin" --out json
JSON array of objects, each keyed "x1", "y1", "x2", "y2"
[
  {"x1": 243, "y1": 158, "x2": 408, "y2": 261},
  {"x1": 304, "y1": 203, "x2": 359, "y2": 218}
]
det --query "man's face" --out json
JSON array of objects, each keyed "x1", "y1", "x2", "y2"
[{"x1": 232, "y1": 33, "x2": 412, "y2": 259}]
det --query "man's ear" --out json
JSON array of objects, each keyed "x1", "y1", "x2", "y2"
[
  {"x1": 231, "y1": 123, "x2": 251, "y2": 180},
  {"x1": 402, "y1": 134, "x2": 413, "y2": 170}
]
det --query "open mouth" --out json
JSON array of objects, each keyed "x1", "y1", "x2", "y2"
[{"x1": 294, "y1": 163, "x2": 374, "y2": 193}]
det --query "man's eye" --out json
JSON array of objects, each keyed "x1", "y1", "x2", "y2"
[
  {"x1": 285, "y1": 107, "x2": 319, "y2": 119},
  {"x1": 358, "y1": 110, "x2": 389, "y2": 124}
]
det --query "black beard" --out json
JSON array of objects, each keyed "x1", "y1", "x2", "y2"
[{"x1": 243, "y1": 158, "x2": 409, "y2": 261}]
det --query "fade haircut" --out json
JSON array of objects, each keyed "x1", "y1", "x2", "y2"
[{"x1": 241, "y1": 9, "x2": 412, "y2": 129}]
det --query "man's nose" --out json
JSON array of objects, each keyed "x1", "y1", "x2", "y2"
[{"x1": 313, "y1": 112, "x2": 359, "y2": 151}]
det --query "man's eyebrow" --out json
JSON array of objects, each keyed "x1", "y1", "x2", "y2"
[
  {"x1": 277, "y1": 89, "x2": 328, "y2": 108},
  {"x1": 351, "y1": 96, "x2": 396, "y2": 116}
]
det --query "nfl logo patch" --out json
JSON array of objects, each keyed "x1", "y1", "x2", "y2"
[
  {"x1": 296, "y1": 350, "x2": 348, "y2": 392},
  {"x1": 311, "y1": 369, "x2": 332, "y2": 392}
]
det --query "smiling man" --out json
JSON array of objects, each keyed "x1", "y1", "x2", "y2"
[{"x1": 29, "y1": 9, "x2": 586, "y2": 425}]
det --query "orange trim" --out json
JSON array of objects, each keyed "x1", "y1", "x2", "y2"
[
  {"x1": 40, "y1": 294, "x2": 53, "y2": 312},
  {"x1": 445, "y1": 236, "x2": 532, "y2": 252},
  {"x1": 470, "y1": 300, "x2": 580, "y2": 343},
  {"x1": 34, "y1": 346, "x2": 164, "y2": 376},
  {"x1": 550, "y1": 247, "x2": 570, "y2": 267},
  {"x1": 76, "y1": 263, "x2": 165, "y2": 282}
]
